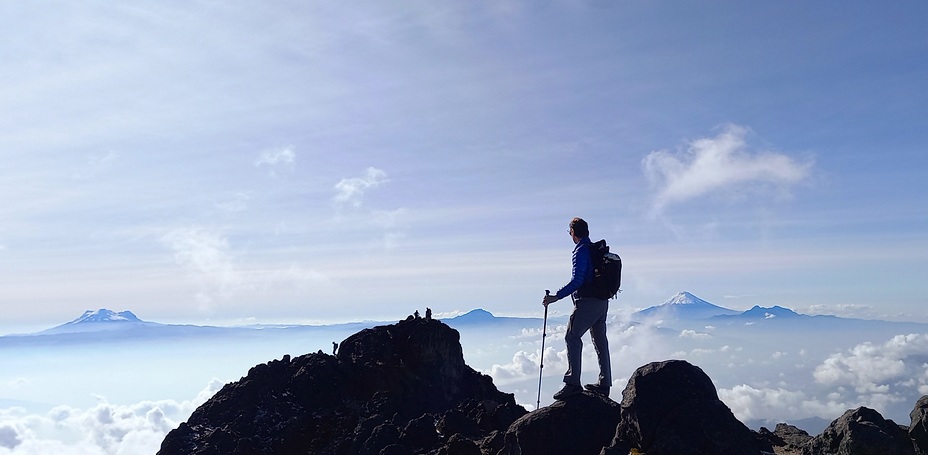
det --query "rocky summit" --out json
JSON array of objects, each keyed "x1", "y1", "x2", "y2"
[
  {"x1": 159, "y1": 316, "x2": 928, "y2": 455},
  {"x1": 158, "y1": 316, "x2": 526, "y2": 455}
]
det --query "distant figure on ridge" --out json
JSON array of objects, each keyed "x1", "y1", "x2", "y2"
[
  {"x1": 542, "y1": 217, "x2": 612, "y2": 400},
  {"x1": 332, "y1": 342, "x2": 338, "y2": 355},
  {"x1": 425, "y1": 307, "x2": 432, "y2": 320},
  {"x1": 414, "y1": 310, "x2": 420, "y2": 319}
]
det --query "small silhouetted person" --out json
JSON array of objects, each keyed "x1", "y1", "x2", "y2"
[
  {"x1": 414, "y1": 310, "x2": 420, "y2": 319},
  {"x1": 332, "y1": 342, "x2": 338, "y2": 355},
  {"x1": 426, "y1": 308, "x2": 432, "y2": 320}
]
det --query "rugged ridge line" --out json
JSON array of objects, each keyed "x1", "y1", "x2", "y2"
[{"x1": 158, "y1": 316, "x2": 928, "y2": 455}]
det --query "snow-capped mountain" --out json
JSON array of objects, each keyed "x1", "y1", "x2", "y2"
[
  {"x1": 635, "y1": 291, "x2": 740, "y2": 320},
  {"x1": 41, "y1": 309, "x2": 156, "y2": 334},
  {"x1": 70, "y1": 309, "x2": 143, "y2": 323}
]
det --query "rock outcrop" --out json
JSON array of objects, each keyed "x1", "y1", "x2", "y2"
[
  {"x1": 158, "y1": 317, "x2": 526, "y2": 454},
  {"x1": 911, "y1": 395, "x2": 928, "y2": 455},
  {"x1": 802, "y1": 406, "x2": 915, "y2": 455},
  {"x1": 159, "y1": 315, "x2": 928, "y2": 455},
  {"x1": 602, "y1": 359, "x2": 773, "y2": 455},
  {"x1": 758, "y1": 423, "x2": 813, "y2": 455},
  {"x1": 500, "y1": 392, "x2": 621, "y2": 455}
]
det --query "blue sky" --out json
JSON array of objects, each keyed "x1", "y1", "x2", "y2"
[{"x1": 2, "y1": 1, "x2": 927, "y2": 332}]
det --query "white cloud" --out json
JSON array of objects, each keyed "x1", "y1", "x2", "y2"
[
  {"x1": 333, "y1": 167, "x2": 388, "y2": 208},
  {"x1": 642, "y1": 124, "x2": 812, "y2": 215},
  {"x1": 254, "y1": 146, "x2": 296, "y2": 168},
  {"x1": 718, "y1": 384, "x2": 808, "y2": 422},
  {"x1": 813, "y1": 333, "x2": 928, "y2": 394},
  {"x1": 805, "y1": 304, "x2": 879, "y2": 320},
  {"x1": 214, "y1": 192, "x2": 252, "y2": 213},
  {"x1": 0, "y1": 380, "x2": 222, "y2": 455},
  {"x1": 486, "y1": 350, "x2": 544, "y2": 384},
  {"x1": 679, "y1": 329, "x2": 711, "y2": 340}
]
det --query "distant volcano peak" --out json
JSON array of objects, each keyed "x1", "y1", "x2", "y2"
[
  {"x1": 664, "y1": 291, "x2": 709, "y2": 306},
  {"x1": 40, "y1": 308, "x2": 150, "y2": 334},
  {"x1": 637, "y1": 291, "x2": 739, "y2": 320},
  {"x1": 70, "y1": 309, "x2": 142, "y2": 324}
]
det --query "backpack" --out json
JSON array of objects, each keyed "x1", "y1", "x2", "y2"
[{"x1": 586, "y1": 239, "x2": 622, "y2": 300}]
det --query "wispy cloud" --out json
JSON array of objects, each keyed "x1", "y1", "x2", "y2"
[
  {"x1": 161, "y1": 228, "x2": 237, "y2": 307},
  {"x1": 254, "y1": 146, "x2": 296, "y2": 178},
  {"x1": 255, "y1": 146, "x2": 296, "y2": 168},
  {"x1": 642, "y1": 124, "x2": 813, "y2": 216},
  {"x1": 215, "y1": 192, "x2": 252, "y2": 213},
  {"x1": 159, "y1": 228, "x2": 331, "y2": 308},
  {"x1": 333, "y1": 167, "x2": 388, "y2": 208}
]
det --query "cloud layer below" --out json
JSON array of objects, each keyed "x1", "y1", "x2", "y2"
[{"x1": 0, "y1": 380, "x2": 220, "y2": 455}]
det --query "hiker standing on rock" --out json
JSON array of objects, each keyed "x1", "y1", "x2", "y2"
[{"x1": 542, "y1": 217, "x2": 612, "y2": 400}]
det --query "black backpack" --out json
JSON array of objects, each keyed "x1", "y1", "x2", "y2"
[{"x1": 586, "y1": 239, "x2": 622, "y2": 300}]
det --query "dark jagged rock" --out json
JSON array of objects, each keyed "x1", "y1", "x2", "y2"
[
  {"x1": 911, "y1": 395, "x2": 928, "y2": 455},
  {"x1": 802, "y1": 406, "x2": 915, "y2": 455},
  {"x1": 500, "y1": 392, "x2": 621, "y2": 455},
  {"x1": 159, "y1": 314, "x2": 928, "y2": 455},
  {"x1": 158, "y1": 317, "x2": 526, "y2": 454},
  {"x1": 758, "y1": 423, "x2": 812, "y2": 454},
  {"x1": 602, "y1": 359, "x2": 773, "y2": 455}
]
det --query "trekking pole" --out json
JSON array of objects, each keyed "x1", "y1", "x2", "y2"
[{"x1": 536, "y1": 290, "x2": 550, "y2": 410}]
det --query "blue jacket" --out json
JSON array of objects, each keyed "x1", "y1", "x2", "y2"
[{"x1": 555, "y1": 237, "x2": 593, "y2": 300}]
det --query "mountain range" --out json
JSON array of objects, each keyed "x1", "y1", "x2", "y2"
[{"x1": 6, "y1": 290, "x2": 920, "y2": 338}]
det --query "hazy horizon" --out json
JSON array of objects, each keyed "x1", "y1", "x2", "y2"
[{"x1": 3, "y1": 301, "x2": 928, "y2": 453}]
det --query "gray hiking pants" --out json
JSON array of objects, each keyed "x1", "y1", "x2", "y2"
[{"x1": 563, "y1": 297, "x2": 612, "y2": 387}]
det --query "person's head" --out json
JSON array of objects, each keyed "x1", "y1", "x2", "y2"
[{"x1": 569, "y1": 217, "x2": 589, "y2": 243}]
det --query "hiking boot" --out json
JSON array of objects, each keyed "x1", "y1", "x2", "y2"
[
  {"x1": 584, "y1": 383, "x2": 610, "y2": 396},
  {"x1": 553, "y1": 384, "x2": 582, "y2": 400}
]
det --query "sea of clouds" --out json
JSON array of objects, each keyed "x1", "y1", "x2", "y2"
[{"x1": 0, "y1": 380, "x2": 219, "y2": 455}]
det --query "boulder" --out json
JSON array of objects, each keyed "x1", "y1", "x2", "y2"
[
  {"x1": 603, "y1": 359, "x2": 773, "y2": 455},
  {"x1": 802, "y1": 406, "x2": 915, "y2": 455},
  {"x1": 501, "y1": 392, "x2": 621, "y2": 455}
]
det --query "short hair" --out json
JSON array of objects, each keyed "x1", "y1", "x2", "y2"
[{"x1": 569, "y1": 217, "x2": 589, "y2": 238}]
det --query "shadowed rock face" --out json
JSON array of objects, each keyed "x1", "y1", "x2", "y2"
[
  {"x1": 157, "y1": 317, "x2": 526, "y2": 455},
  {"x1": 500, "y1": 392, "x2": 621, "y2": 455},
  {"x1": 911, "y1": 395, "x2": 928, "y2": 455},
  {"x1": 603, "y1": 359, "x2": 773, "y2": 455},
  {"x1": 802, "y1": 406, "x2": 915, "y2": 455}
]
